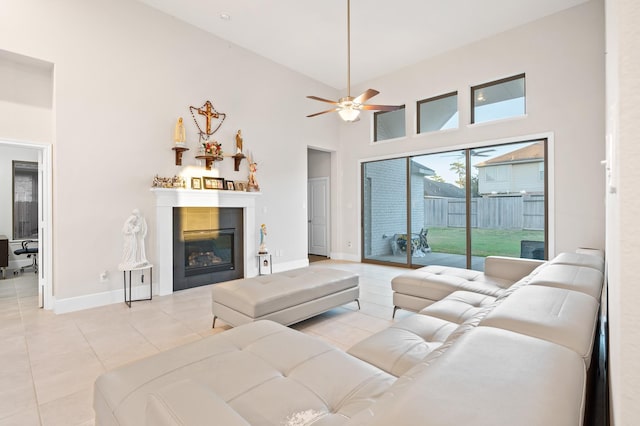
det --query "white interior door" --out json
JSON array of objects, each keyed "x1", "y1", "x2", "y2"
[
  {"x1": 37, "y1": 150, "x2": 44, "y2": 308},
  {"x1": 308, "y1": 177, "x2": 329, "y2": 256},
  {"x1": 36, "y1": 151, "x2": 45, "y2": 308}
]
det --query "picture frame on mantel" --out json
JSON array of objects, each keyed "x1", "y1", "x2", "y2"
[
  {"x1": 226, "y1": 180, "x2": 235, "y2": 191},
  {"x1": 191, "y1": 177, "x2": 202, "y2": 190},
  {"x1": 203, "y1": 176, "x2": 224, "y2": 190}
]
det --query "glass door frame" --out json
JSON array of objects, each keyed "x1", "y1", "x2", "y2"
[{"x1": 360, "y1": 138, "x2": 549, "y2": 269}]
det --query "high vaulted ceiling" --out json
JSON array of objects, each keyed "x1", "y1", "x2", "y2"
[{"x1": 137, "y1": 0, "x2": 589, "y2": 90}]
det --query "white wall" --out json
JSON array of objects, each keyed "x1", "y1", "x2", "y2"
[
  {"x1": 307, "y1": 148, "x2": 331, "y2": 179},
  {"x1": 1, "y1": 0, "x2": 339, "y2": 303},
  {"x1": 605, "y1": 0, "x2": 640, "y2": 424},
  {"x1": 329, "y1": 0, "x2": 605, "y2": 259},
  {"x1": 0, "y1": 49, "x2": 53, "y2": 143}
]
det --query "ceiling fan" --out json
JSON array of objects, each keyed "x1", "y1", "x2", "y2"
[
  {"x1": 469, "y1": 148, "x2": 496, "y2": 157},
  {"x1": 306, "y1": 0, "x2": 401, "y2": 122},
  {"x1": 445, "y1": 148, "x2": 497, "y2": 158}
]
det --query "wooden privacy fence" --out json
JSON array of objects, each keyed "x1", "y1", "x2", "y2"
[{"x1": 424, "y1": 195, "x2": 544, "y2": 230}]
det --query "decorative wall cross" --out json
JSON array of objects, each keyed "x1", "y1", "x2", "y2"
[{"x1": 189, "y1": 100, "x2": 227, "y2": 140}]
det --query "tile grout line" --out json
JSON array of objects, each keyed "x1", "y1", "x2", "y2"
[{"x1": 16, "y1": 275, "x2": 45, "y2": 426}]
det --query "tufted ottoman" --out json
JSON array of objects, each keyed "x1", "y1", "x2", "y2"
[{"x1": 212, "y1": 266, "x2": 360, "y2": 327}]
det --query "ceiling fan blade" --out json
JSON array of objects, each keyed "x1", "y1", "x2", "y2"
[
  {"x1": 360, "y1": 104, "x2": 403, "y2": 112},
  {"x1": 353, "y1": 89, "x2": 380, "y2": 104},
  {"x1": 307, "y1": 95, "x2": 339, "y2": 105},
  {"x1": 307, "y1": 108, "x2": 339, "y2": 118}
]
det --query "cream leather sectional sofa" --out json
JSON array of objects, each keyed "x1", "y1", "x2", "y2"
[{"x1": 94, "y1": 250, "x2": 604, "y2": 426}]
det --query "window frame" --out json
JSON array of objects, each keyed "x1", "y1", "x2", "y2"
[
  {"x1": 471, "y1": 73, "x2": 526, "y2": 124},
  {"x1": 373, "y1": 105, "x2": 406, "y2": 143},
  {"x1": 361, "y1": 139, "x2": 548, "y2": 269},
  {"x1": 12, "y1": 160, "x2": 39, "y2": 241},
  {"x1": 416, "y1": 91, "x2": 459, "y2": 134}
]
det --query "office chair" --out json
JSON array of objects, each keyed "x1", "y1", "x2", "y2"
[{"x1": 14, "y1": 240, "x2": 38, "y2": 274}]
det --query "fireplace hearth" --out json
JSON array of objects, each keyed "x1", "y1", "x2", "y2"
[{"x1": 173, "y1": 207, "x2": 243, "y2": 291}]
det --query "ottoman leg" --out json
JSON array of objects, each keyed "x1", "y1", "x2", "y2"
[
  {"x1": 212, "y1": 316, "x2": 217, "y2": 328},
  {"x1": 355, "y1": 299, "x2": 361, "y2": 310}
]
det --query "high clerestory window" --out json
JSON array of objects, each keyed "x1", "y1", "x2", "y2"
[
  {"x1": 373, "y1": 105, "x2": 406, "y2": 142},
  {"x1": 417, "y1": 91, "x2": 458, "y2": 133},
  {"x1": 471, "y1": 74, "x2": 525, "y2": 124}
]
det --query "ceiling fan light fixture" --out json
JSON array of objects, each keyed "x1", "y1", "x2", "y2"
[
  {"x1": 338, "y1": 106, "x2": 360, "y2": 122},
  {"x1": 306, "y1": 0, "x2": 401, "y2": 120}
]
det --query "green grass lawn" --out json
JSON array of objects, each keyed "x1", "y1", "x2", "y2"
[{"x1": 427, "y1": 227, "x2": 544, "y2": 257}]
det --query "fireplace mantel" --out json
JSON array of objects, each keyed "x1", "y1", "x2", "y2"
[{"x1": 151, "y1": 188, "x2": 262, "y2": 295}]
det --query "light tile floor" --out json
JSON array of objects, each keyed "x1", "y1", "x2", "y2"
[{"x1": 0, "y1": 260, "x2": 413, "y2": 425}]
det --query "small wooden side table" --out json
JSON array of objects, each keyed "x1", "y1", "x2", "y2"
[{"x1": 121, "y1": 264, "x2": 153, "y2": 307}]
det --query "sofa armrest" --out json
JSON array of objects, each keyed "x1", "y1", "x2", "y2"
[
  {"x1": 146, "y1": 380, "x2": 250, "y2": 426},
  {"x1": 484, "y1": 256, "x2": 545, "y2": 282}
]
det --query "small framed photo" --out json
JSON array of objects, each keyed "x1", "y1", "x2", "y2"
[
  {"x1": 191, "y1": 177, "x2": 202, "y2": 190},
  {"x1": 234, "y1": 181, "x2": 247, "y2": 191},
  {"x1": 203, "y1": 176, "x2": 224, "y2": 190},
  {"x1": 203, "y1": 177, "x2": 215, "y2": 189},
  {"x1": 226, "y1": 180, "x2": 235, "y2": 190}
]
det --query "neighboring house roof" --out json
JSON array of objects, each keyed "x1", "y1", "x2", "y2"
[
  {"x1": 475, "y1": 141, "x2": 544, "y2": 168},
  {"x1": 424, "y1": 178, "x2": 465, "y2": 198},
  {"x1": 411, "y1": 159, "x2": 435, "y2": 176}
]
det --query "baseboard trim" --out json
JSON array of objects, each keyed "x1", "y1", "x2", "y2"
[
  {"x1": 54, "y1": 258, "x2": 340, "y2": 314},
  {"x1": 272, "y1": 258, "x2": 309, "y2": 273},
  {"x1": 329, "y1": 252, "x2": 360, "y2": 262},
  {"x1": 54, "y1": 285, "x2": 153, "y2": 314}
]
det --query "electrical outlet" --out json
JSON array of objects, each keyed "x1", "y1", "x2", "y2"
[
  {"x1": 99, "y1": 271, "x2": 109, "y2": 282},
  {"x1": 347, "y1": 241, "x2": 352, "y2": 248}
]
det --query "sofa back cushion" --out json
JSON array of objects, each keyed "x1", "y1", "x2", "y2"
[
  {"x1": 528, "y1": 263, "x2": 604, "y2": 299},
  {"x1": 550, "y1": 251, "x2": 605, "y2": 272},
  {"x1": 483, "y1": 256, "x2": 546, "y2": 282},
  {"x1": 481, "y1": 285, "x2": 600, "y2": 365}
]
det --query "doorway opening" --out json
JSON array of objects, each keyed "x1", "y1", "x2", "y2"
[
  {"x1": 307, "y1": 148, "x2": 333, "y2": 262},
  {"x1": 0, "y1": 49, "x2": 54, "y2": 309},
  {"x1": 0, "y1": 140, "x2": 52, "y2": 309}
]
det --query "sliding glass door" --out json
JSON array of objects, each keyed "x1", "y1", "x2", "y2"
[
  {"x1": 362, "y1": 139, "x2": 547, "y2": 270},
  {"x1": 469, "y1": 140, "x2": 547, "y2": 265},
  {"x1": 362, "y1": 158, "x2": 408, "y2": 265},
  {"x1": 411, "y1": 150, "x2": 467, "y2": 268}
]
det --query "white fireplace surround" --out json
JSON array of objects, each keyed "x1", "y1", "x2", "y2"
[{"x1": 152, "y1": 188, "x2": 261, "y2": 296}]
